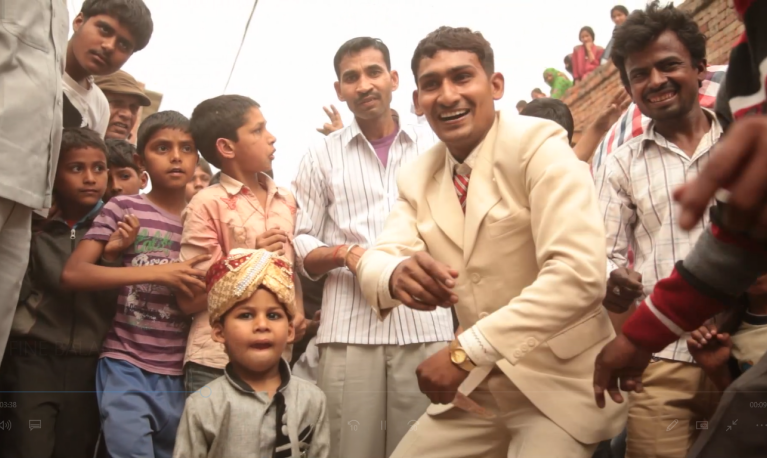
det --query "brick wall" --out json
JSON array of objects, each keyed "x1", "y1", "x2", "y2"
[{"x1": 563, "y1": 0, "x2": 743, "y2": 144}]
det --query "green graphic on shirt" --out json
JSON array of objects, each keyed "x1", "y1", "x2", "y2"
[{"x1": 134, "y1": 228, "x2": 173, "y2": 256}]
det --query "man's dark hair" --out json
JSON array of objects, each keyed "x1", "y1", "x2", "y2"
[
  {"x1": 60, "y1": 127, "x2": 108, "y2": 159},
  {"x1": 611, "y1": 5, "x2": 630, "y2": 17},
  {"x1": 611, "y1": 0, "x2": 707, "y2": 87},
  {"x1": 80, "y1": 0, "x2": 153, "y2": 51},
  {"x1": 580, "y1": 26, "x2": 596, "y2": 42},
  {"x1": 333, "y1": 37, "x2": 391, "y2": 79},
  {"x1": 136, "y1": 111, "x2": 190, "y2": 157},
  {"x1": 411, "y1": 26, "x2": 494, "y2": 83},
  {"x1": 105, "y1": 139, "x2": 139, "y2": 172},
  {"x1": 516, "y1": 100, "x2": 528, "y2": 110},
  {"x1": 520, "y1": 98, "x2": 575, "y2": 143},
  {"x1": 189, "y1": 95, "x2": 260, "y2": 169},
  {"x1": 531, "y1": 88, "x2": 544, "y2": 97}
]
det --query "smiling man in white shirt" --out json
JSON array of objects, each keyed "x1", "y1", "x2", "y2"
[
  {"x1": 292, "y1": 37, "x2": 454, "y2": 458},
  {"x1": 594, "y1": 4, "x2": 725, "y2": 457}
]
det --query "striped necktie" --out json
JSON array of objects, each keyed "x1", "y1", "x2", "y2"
[{"x1": 453, "y1": 171, "x2": 470, "y2": 213}]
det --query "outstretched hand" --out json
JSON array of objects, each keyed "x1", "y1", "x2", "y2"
[
  {"x1": 675, "y1": 116, "x2": 767, "y2": 234},
  {"x1": 593, "y1": 334, "x2": 652, "y2": 408}
]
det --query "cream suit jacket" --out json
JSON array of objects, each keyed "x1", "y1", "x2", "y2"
[{"x1": 357, "y1": 111, "x2": 627, "y2": 444}]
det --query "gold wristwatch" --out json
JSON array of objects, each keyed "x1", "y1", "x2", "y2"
[{"x1": 449, "y1": 339, "x2": 476, "y2": 372}]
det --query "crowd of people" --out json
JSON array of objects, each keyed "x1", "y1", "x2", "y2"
[
  {"x1": 517, "y1": 4, "x2": 629, "y2": 113},
  {"x1": 0, "y1": 0, "x2": 766, "y2": 458}
]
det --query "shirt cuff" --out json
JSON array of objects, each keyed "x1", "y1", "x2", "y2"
[
  {"x1": 458, "y1": 326, "x2": 502, "y2": 367},
  {"x1": 377, "y1": 256, "x2": 409, "y2": 311},
  {"x1": 293, "y1": 234, "x2": 329, "y2": 281}
]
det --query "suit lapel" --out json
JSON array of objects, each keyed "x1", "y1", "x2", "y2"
[
  {"x1": 464, "y1": 116, "x2": 502, "y2": 263},
  {"x1": 427, "y1": 148, "x2": 464, "y2": 249}
]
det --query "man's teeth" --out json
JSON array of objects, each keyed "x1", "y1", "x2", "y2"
[
  {"x1": 650, "y1": 92, "x2": 675, "y2": 103},
  {"x1": 440, "y1": 110, "x2": 469, "y2": 119}
]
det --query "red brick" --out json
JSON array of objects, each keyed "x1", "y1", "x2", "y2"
[{"x1": 565, "y1": 0, "x2": 738, "y2": 143}]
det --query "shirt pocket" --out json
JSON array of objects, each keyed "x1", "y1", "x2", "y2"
[{"x1": 1, "y1": 0, "x2": 52, "y2": 52}]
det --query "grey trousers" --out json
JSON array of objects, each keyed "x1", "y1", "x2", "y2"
[
  {"x1": 0, "y1": 198, "x2": 32, "y2": 365},
  {"x1": 687, "y1": 350, "x2": 767, "y2": 458}
]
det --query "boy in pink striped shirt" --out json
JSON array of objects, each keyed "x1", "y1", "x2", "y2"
[{"x1": 61, "y1": 111, "x2": 209, "y2": 458}]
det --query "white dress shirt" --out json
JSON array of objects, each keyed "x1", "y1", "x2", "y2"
[
  {"x1": 292, "y1": 119, "x2": 454, "y2": 345},
  {"x1": 595, "y1": 109, "x2": 722, "y2": 362},
  {"x1": 0, "y1": 0, "x2": 68, "y2": 210}
]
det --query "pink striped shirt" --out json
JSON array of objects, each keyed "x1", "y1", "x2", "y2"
[{"x1": 84, "y1": 194, "x2": 189, "y2": 376}]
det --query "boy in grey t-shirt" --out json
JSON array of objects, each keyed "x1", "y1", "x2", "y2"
[{"x1": 174, "y1": 249, "x2": 329, "y2": 458}]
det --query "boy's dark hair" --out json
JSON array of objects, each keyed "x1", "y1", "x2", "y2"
[
  {"x1": 333, "y1": 37, "x2": 391, "y2": 79},
  {"x1": 197, "y1": 157, "x2": 213, "y2": 176},
  {"x1": 61, "y1": 127, "x2": 108, "y2": 159},
  {"x1": 411, "y1": 26, "x2": 494, "y2": 83},
  {"x1": 520, "y1": 98, "x2": 575, "y2": 143},
  {"x1": 80, "y1": 0, "x2": 153, "y2": 51},
  {"x1": 531, "y1": 88, "x2": 544, "y2": 97},
  {"x1": 516, "y1": 100, "x2": 528, "y2": 110},
  {"x1": 611, "y1": 0, "x2": 707, "y2": 87},
  {"x1": 136, "y1": 111, "x2": 191, "y2": 157},
  {"x1": 189, "y1": 95, "x2": 260, "y2": 169},
  {"x1": 611, "y1": 5, "x2": 630, "y2": 17},
  {"x1": 579, "y1": 26, "x2": 596, "y2": 41},
  {"x1": 105, "y1": 139, "x2": 140, "y2": 172}
]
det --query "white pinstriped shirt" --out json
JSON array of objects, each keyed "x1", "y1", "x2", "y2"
[
  {"x1": 594, "y1": 109, "x2": 722, "y2": 362},
  {"x1": 291, "y1": 119, "x2": 454, "y2": 345}
]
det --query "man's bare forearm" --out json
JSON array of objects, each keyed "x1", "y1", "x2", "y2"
[{"x1": 303, "y1": 246, "x2": 346, "y2": 278}]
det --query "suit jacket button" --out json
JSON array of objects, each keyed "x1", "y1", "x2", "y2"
[
  {"x1": 526, "y1": 338, "x2": 537, "y2": 347},
  {"x1": 513, "y1": 350, "x2": 523, "y2": 358},
  {"x1": 471, "y1": 273, "x2": 481, "y2": 283},
  {"x1": 520, "y1": 344, "x2": 529, "y2": 352}
]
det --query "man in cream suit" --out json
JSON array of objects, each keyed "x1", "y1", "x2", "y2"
[{"x1": 356, "y1": 26, "x2": 627, "y2": 458}]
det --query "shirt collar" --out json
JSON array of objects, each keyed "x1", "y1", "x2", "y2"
[
  {"x1": 445, "y1": 113, "x2": 497, "y2": 175},
  {"x1": 642, "y1": 107, "x2": 723, "y2": 152},
  {"x1": 219, "y1": 172, "x2": 286, "y2": 198},
  {"x1": 341, "y1": 117, "x2": 417, "y2": 147},
  {"x1": 46, "y1": 200, "x2": 104, "y2": 229},
  {"x1": 224, "y1": 358, "x2": 292, "y2": 396}
]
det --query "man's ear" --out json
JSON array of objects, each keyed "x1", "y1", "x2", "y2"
[
  {"x1": 334, "y1": 81, "x2": 344, "y2": 102},
  {"x1": 72, "y1": 13, "x2": 85, "y2": 33},
  {"x1": 215, "y1": 138, "x2": 235, "y2": 163},
  {"x1": 696, "y1": 59, "x2": 708, "y2": 87},
  {"x1": 412, "y1": 90, "x2": 424, "y2": 116},
  {"x1": 490, "y1": 72, "x2": 505, "y2": 101},
  {"x1": 390, "y1": 70, "x2": 400, "y2": 92},
  {"x1": 212, "y1": 322, "x2": 226, "y2": 344}
]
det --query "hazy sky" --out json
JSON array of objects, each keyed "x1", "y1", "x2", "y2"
[{"x1": 67, "y1": 0, "x2": 650, "y2": 186}]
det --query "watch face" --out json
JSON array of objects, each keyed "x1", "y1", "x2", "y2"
[{"x1": 451, "y1": 349, "x2": 467, "y2": 364}]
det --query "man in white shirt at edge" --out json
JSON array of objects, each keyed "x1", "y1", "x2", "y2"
[
  {"x1": 0, "y1": 1, "x2": 69, "y2": 364},
  {"x1": 291, "y1": 37, "x2": 454, "y2": 458}
]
